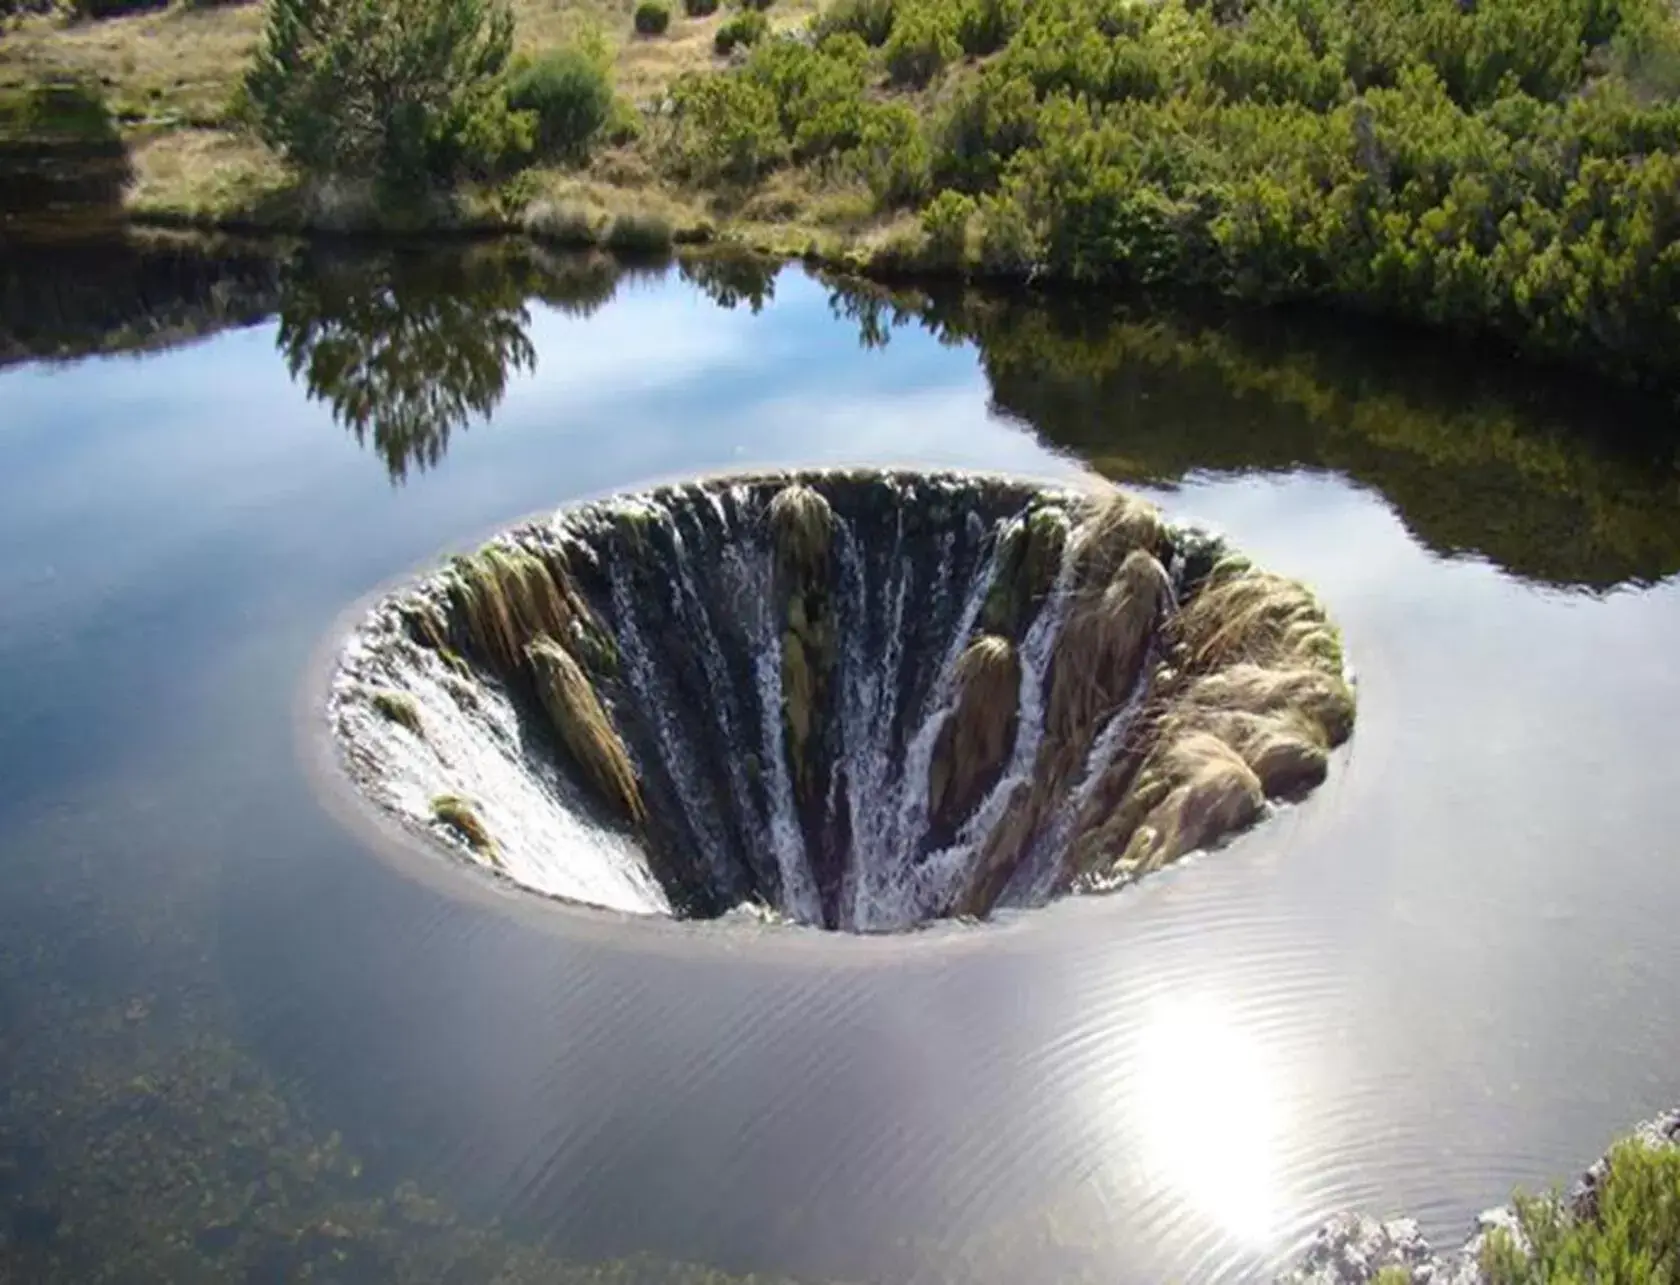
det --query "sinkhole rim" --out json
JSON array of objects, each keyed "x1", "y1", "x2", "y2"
[{"x1": 311, "y1": 465, "x2": 1355, "y2": 944}]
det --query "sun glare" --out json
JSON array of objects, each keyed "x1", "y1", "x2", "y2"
[{"x1": 1131, "y1": 995, "x2": 1290, "y2": 1245}]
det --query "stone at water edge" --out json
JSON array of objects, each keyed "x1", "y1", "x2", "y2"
[{"x1": 1277, "y1": 1107, "x2": 1680, "y2": 1285}]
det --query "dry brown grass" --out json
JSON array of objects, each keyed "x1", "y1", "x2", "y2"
[
  {"x1": 370, "y1": 688, "x2": 424, "y2": 737},
  {"x1": 1046, "y1": 547, "x2": 1169, "y2": 746},
  {"x1": 772, "y1": 484, "x2": 837, "y2": 801},
  {"x1": 1067, "y1": 489, "x2": 1166, "y2": 589},
  {"x1": 927, "y1": 634, "x2": 1020, "y2": 833},
  {"x1": 769, "y1": 483, "x2": 833, "y2": 581},
  {"x1": 1107, "y1": 734, "x2": 1265, "y2": 876},
  {"x1": 0, "y1": 0, "x2": 821, "y2": 231},
  {"x1": 431, "y1": 793, "x2": 501, "y2": 861},
  {"x1": 1174, "y1": 565, "x2": 1345, "y2": 676},
  {"x1": 124, "y1": 127, "x2": 287, "y2": 217},
  {"x1": 955, "y1": 499, "x2": 1170, "y2": 916},
  {"x1": 0, "y1": 3, "x2": 262, "y2": 125},
  {"x1": 1063, "y1": 560, "x2": 1355, "y2": 886},
  {"x1": 446, "y1": 543, "x2": 584, "y2": 675},
  {"x1": 527, "y1": 637, "x2": 645, "y2": 823}
]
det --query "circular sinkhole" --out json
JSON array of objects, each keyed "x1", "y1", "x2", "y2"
[{"x1": 330, "y1": 470, "x2": 1355, "y2": 932}]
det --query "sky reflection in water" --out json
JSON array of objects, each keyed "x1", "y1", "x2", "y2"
[{"x1": 1, "y1": 238, "x2": 1679, "y2": 1284}]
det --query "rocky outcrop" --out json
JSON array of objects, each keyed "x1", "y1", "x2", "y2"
[{"x1": 1280, "y1": 1108, "x2": 1680, "y2": 1285}]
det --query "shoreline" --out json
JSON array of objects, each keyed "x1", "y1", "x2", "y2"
[
  {"x1": 1281, "y1": 1107, "x2": 1680, "y2": 1284},
  {"x1": 9, "y1": 199, "x2": 1667, "y2": 410}
]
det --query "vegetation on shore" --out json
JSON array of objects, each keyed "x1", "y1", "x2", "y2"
[
  {"x1": 1479, "y1": 1139, "x2": 1680, "y2": 1284},
  {"x1": 4, "y1": 0, "x2": 1678, "y2": 387}
]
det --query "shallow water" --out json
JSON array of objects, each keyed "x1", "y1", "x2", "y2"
[{"x1": 2, "y1": 238, "x2": 1679, "y2": 1283}]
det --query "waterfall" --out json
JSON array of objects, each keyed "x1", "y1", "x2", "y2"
[{"x1": 331, "y1": 469, "x2": 1355, "y2": 931}]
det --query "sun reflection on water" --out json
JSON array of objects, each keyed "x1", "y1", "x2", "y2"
[{"x1": 1131, "y1": 994, "x2": 1291, "y2": 1246}]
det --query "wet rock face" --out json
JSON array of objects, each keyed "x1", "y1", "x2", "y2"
[
  {"x1": 1279, "y1": 1108, "x2": 1680, "y2": 1285},
  {"x1": 330, "y1": 469, "x2": 1355, "y2": 932}
]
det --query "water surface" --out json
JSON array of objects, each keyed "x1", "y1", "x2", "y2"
[{"x1": 2, "y1": 236, "x2": 1679, "y2": 1283}]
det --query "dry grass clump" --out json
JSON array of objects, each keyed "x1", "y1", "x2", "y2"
[
  {"x1": 1174, "y1": 565, "x2": 1345, "y2": 675},
  {"x1": 446, "y1": 543, "x2": 584, "y2": 675},
  {"x1": 431, "y1": 794, "x2": 500, "y2": 863},
  {"x1": 770, "y1": 483, "x2": 838, "y2": 802},
  {"x1": 981, "y1": 504, "x2": 1069, "y2": 638},
  {"x1": 1064, "y1": 558, "x2": 1355, "y2": 886},
  {"x1": 370, "y1": 689, "x2": 423, "y2": 737},
  {"x1": 927, "y1": 635, "x2": 1021, "y2": 833},
  {"x1": 955, "y1": 499, "x2": 1171, "y2": 916},
  {"x1": 768, "y1": 483, "x2": 833, "y2": 581},
  {"x1": 1045, "y1": 548, "x2": 1170, "y2": 746},
  {"x1": 1107, "y1": 734, "x2": 1266, "y2": 876},
  {"x1": 527, "y1": 637, "x2": 645, "y2": 823},
  {"x1": 1067, "y1": 490, "x2": 1166, "y2": 590}
]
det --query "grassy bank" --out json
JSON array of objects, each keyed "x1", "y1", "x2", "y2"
[{"x1": 3, "y1": 0, "x2": 1679, "y2": 391}]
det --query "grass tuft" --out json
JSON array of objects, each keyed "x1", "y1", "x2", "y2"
[
  {"x1": 526, "y1": 637, "x2": 645, "y2": 824},
  {"x1": 603, "y1": 209, "x2": 673, "y2": 254},
  {"x1": 370, "y1": 689, "x2": 423, "y2": 737},
  {"x1": 927, "y1": 634, "x2": 1021, "y2": 833},
  {"x1": 430, "y1": 794, "x2": 499, "y2": 863},
  {"x1": 768, "y1": 483, "x2": 833, "y2": 582}
]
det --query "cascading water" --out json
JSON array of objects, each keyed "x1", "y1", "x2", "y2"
[{"x1": 330, "y1": 470, "x2": 1355, "y2": 932}]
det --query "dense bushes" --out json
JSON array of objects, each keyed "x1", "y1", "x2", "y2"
[
  {"x1": 684, "y1": 0, "x2": 720, "y2": 15},
  {"x1": 673, "y1": 0, "x2": 1680, "y2": 389},
  {"x1": 245, "y1": 0, "x2": 528, "y2": 192},
  {"x1": 506, "y1": 44, "x2": 613, "y2": 161}
]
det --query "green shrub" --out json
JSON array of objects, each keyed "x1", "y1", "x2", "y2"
[
  {"x1": 604, "y1": 210, "x2": 675, "y2": 253},
  {"x1": 885, "y1": 6, "x2": 960, "y2": 86},
  {"x1": 851, "y1": 101, "x2": 930, "y2": 205},
  {"x1": 634, "y1": 1, "x2": 671, "y2": 34},
  {"x1": 815, "y1": 0, "x2": 896, "y2": 47},
  {"x1": 244, "y1": 0, "x2": 527, "y2": 192},
  {"x1": 714, "y1": 9, "x2": 768, "y2": 53},
  {"x1": 506, "y1": 46, "x2": 614, "y2": 161},
  {"x1": 648, "y1": 0, "x2": 1680, "y2": 389},
  {"x1": 685, "y1": 0, "x2": 720, "y2": 14},
  {"x1": 744, "y1": 35, "x2": 870, "y2": 156},
  {"x1": 738, "y1": 0, "x2": 776, "y2": 11},
  {"x1": 668, "y1": 71, "x2": 783, "y2": 180},
  {"x1": 920, "y1": 188, "x2": 976, "y2": 265},
  {"x1": 634, "y1": 1, "x2": 672, "y2": 33},
  {"x1": 1479, "y1": 1141, "x2": 1680, "y2": 1283},
  {"x1": 975, "y1": 190, "x2": 1037, "y2": 274},
  {"x1": 67, "y1": 0, "x2": 168, "y2": 18},
  {"x1": 955, "y1": 0, "x2": 1022, "y2": 56}
]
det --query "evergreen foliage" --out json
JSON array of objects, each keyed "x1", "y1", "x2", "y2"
[
  {"x1": 244, "y1": 0, "x2": 528, "y2": 191},
  {"x1": 683, "y1": 0, "x2": 1680, "y2": 386}
]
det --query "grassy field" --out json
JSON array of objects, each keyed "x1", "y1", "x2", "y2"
[{"x1": 0, "y1": 0, "x2": 863, "y2": 249}]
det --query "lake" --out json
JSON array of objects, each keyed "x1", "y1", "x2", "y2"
[{"x1": 1, "y1": 234, "x2": 1678, "y2": 1284}]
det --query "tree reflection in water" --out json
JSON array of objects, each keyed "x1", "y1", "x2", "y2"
[{"x1": 277, "y1": 249, "x2": 538, "y2": 483}]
